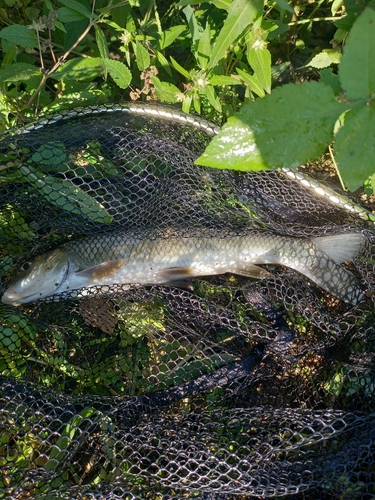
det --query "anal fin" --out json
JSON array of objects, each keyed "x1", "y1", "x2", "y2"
[{"x1": 232, "y1": 264, "x2": 272, "y2": 279}]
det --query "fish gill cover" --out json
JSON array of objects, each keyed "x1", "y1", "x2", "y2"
[{"x1": 0, "y1": 103, "x2": 374, "y2": 499}]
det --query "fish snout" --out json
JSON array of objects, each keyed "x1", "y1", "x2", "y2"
[{"x1": 1, "y1": 288, "x2": 22, "y2": 306}]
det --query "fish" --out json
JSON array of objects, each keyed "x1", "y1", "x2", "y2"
[{"x1": 1, "y1": 231, "x2": 366, "y2": 306}]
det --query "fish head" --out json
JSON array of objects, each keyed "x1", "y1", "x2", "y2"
[{"x1": 1, "y1": 249, "x2": 70, "y2": 306}]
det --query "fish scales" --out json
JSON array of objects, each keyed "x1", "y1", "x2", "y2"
[{"x1": 1, "y1": 231, "x2": 365, "y2": 306}]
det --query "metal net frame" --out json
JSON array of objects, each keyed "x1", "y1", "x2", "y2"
[{"x1": 0, "y1": 103, "x2": 374, "y2": 499}]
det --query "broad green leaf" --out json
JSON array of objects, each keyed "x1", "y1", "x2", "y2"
[
  {"x1": 0, "y1": 63, "x2": 39, "y2": 82},
  {"x1": 247, "y1": 42, "x2": 271, "y2": 93},
  {"x1": 339, "y1": 7, "x2": 375, "y2": 100},
  {"x1": 29, "y1": 141, "x2": 69, "y2": 167},
  {"x1": 309, "y1": 49, "x2": 341, "y2": 69},
  {"x1": 94, "y1": 25, "x2": 109, "y2": 60},
  {"x1": 53, "y1": 57, "x2": 103, "y2": 81},
  {"x1": 20, "y1": 166, "x2": 113, "y2": 224},
  {"x1": 0, "y1": 25, "x2": 38, "y2": 48},
  {"x1": 152, "y1": 76, "x2": 180, "y2": 103},
  {"x1": 207, "y1": 0, "x2": 263, "y2": 70},
  {"x1": 309, "y1": 52, "x2": 333, "y2": 69},
  {"x1": 104, "y1": 59, "x2": 132, "y2": 89},
  {"x1": 159, "y1": 25, "x2": 186, "y2": 50},
  {"x1": 133, "y1": 41, "x2": 150, "y2": 70},
  {"x1": 209, "y1": 74, "x2": 239, "y2": 85},
  {"x1": 204, "y1": 85, "x2": 222, "y2": 112},
  {"x1": 196, "y1": 114, "x2": 266, "y2": 170},
  {"x1": 197, "y1": 81, "x2": 346, "y2": 170},
  {"x1": 334, "y1": 14, "x2": 357, "y2": 32},
  {"x1": 236, "y1": 67, "x2": 265, "y2": 97},
  {"x1": 57, "y1": 0, "x2": 93, "y2": 18},
  {"x1": 196, "y1": 23, "x2": 211, "y2": 70},
  {"x1": 335, "y1": 103, "x2": 375, "y2": 191},
  {"x1": 57, "y1": 6, "x2": 87, "y2": 22},
  {"x1": 320, "y1": 68, "x2": 341, "y2": 96},
  {"x1": 170, "y1": 56, "x2": 190, "y2": 79}
]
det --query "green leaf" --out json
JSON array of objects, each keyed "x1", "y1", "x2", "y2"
[
  {"x1": 271, "y1": 61, "x2": 290, "y2": 83},
  {"x1": 57, "y1": 0, "x2": 93, "y2": 18},
  {"x1": 339, "y1": 7, "x2": 375, "y2": 100},
  {"x1": 53, "y1": 57, "x2": 103, "y2": 81},
  {"x1": 133, "y1": 41, "x2": 150, "y2": 71},
  {"x1": 94, "y1": 25, "x2": 109, "y2": 60},
  {"x1": 247, "y1": 43, "x2": 271, "y2": 93},
  {"x1": 207, "y1": 0, "x2": 263, "y2": 70},
  {"x1": 209, "y1": 74, "x2": 239, "y2": 85},
  {"x1": 308, "y1": 49, "x2": 341, "y2": 69},
  {"x1": 196, "y1": 114, "x2": 266, "y2": 170},
  {"x1": 182, "y1": 5, "x2": 202, "y2": 52},
  {"x1": 335, "y1": 103, "x2": 375, "y2": 191},
  {"x1": 197, "y1": 81, "x2": 346, "y2": 170},
  {"x1": 308, "y1": 52, "x2": 333, "y2": 69},
  {"x1": 196, "y1": 23, "x2": 211, "y2": 70},
  {"x1": 0, "y1": 63, "x2": 39, "y2": 82},
  {"x1": 53, "y1": 20, "x2": 67, "y2": 32},
  {"x1": 103, "y1": 59, "x2": 132, "y2": 89},
  {"x1": 236, "y1": 67, "x2": 265, "y2": 97},
  {"x1": 94, "y1": 25, "x2": 109, "y2": 79},
  {"x1": 151, "y1": 76, "x2": 180, "y2": 103},
  {"x1": 0, "y1": 25, "x2": 38, "y2": 48},
  {"x1": 159, "y1": 25, "x2": 186, "y2": 50},
  {"x1": 2, "y1": 44, "x2": 16, "y2": 65},
  {"x1": 170, "y1": 56, "x2": 190, "y2": 78},
  {"x1": 320, "y1": 68, "x2": 341, "y2": 96},
  {"x1": 178, "y1": 0, "x2": 231, "y2": 9},
  {"x1": 205, "y1": 84, "x2": 222, "y2": 112},
  {"x1": 274, "y1": 0, "x2": 294, "y2": 13},
  {"x1": 20, "y1": 166, "x2": 113, "y2": 224},
  {"x1": 155, "y1": 50, "x2": 172, "y2": 77},
  {"x1": 182, "y1": 94, "x2": 192, "y2": 114},
  {"x1": 57, "y1": 6, "x2": 87, "y2": 22}
]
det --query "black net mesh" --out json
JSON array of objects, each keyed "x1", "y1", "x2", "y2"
[{"x1": 0, "y1": 103, "x2": 374, "y2": 499}]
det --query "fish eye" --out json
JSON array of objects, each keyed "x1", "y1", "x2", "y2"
[{"x1": 20, "y1": 261, "x2": 33, "y2": 272}]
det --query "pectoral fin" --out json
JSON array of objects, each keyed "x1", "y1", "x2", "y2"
[{"x1": 76, "y1": 260, "x2": 125, "y2": 281}]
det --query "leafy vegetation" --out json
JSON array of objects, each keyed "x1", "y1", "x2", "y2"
[{"x1": 0, "y1": 0, "x2": 374, "y2": 191}]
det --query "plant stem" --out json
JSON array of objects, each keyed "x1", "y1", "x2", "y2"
[{"x1": 288, "y1": 16, "x2": 343, "y2": 26}]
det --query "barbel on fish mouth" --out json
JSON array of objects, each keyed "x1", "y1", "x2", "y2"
[{"x1": 1, "y1": 231, "x2": 365, "y2": 306}]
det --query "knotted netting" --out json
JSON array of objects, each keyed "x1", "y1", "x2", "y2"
[{"x1": 0, "y1": 103, "x2": 374, "y2": 499}]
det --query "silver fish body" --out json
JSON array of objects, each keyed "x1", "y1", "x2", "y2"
[{"x1": 1, "y1": 231, "x2": 365, "y2": 306}]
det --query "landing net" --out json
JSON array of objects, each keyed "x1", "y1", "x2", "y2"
[{"x1": 0, "y1": 103, "x2": 374, "y2": 499}]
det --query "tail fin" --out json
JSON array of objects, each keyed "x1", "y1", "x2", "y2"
[
  {"x1": 297, "y1": 233, "x2": 365, "y2": 305},
  {"x1": 312, "y1": 233, "x2": 365, "y2": 264},
  {"x1": 286, "y1": 233, "x2": 366, "y2": 305}
]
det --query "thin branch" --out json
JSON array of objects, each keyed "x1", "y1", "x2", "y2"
[
  {"x1": 26, "y1": 1, "x2": 100, "y2": 108},
  {"x1": 328, "y1": 144, "x2": 346, "y2": 191}
]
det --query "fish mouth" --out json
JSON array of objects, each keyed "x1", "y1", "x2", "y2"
[{"x1": 1, "y1": 288, "x2": 22, "y2": 306}]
